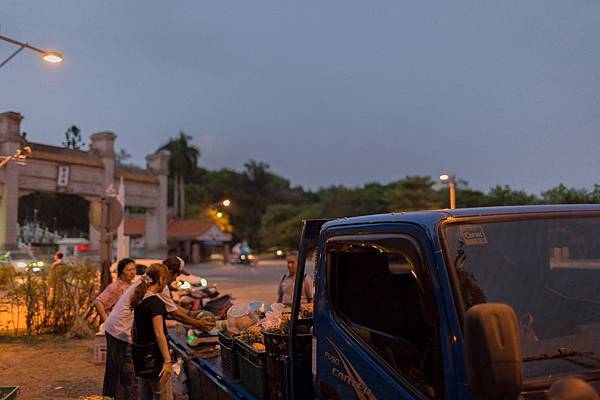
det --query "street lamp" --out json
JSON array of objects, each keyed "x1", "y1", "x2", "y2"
[
  {"x1": 0, "y1": 143, "x2": 32, "y2": 168},
  {"x1": 0, "y1": 33, "x2": 64, "y2": 69},
  {"x1": 440, "y1": 174, "x2": 456, "y2": 210},
  {"x1": 222, "y1": 199, "x2": 231, "y2": 207}
]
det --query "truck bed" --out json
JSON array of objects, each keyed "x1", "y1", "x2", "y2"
[{"x1": 169, "y1": 328, "x2": 257, "y2": 400}]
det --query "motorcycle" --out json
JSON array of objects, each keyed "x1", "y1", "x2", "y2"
[
  {"x1": 237, "y1": 252, "x2": 259, "y2": 266},
  {"x1": 171, "y1": 280, "x2": 233, "y2": 319}
]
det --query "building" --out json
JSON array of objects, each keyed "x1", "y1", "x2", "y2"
[
  {"x1": 0, "y1": 111, "x2": 168, "y2": 257},
  {"x1": 125, "y1": 218, "x2": 232, "y2": 263}
]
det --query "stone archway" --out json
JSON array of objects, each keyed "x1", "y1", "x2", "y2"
[{"x1": 0, "y1": 111, "x2": 169, "y2": 258}]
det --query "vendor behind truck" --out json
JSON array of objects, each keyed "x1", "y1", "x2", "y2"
[
  {"x1": 277, "y1": 250, "x2": 313, "y2": 306},
  {"x1": 102, "y1": 256, "x2": 216, "y2": 399}
]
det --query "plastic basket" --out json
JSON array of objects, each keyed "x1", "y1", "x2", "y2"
[
  {"x1": 0, "y1": 387, "x2": 18, "y2": 400},
  {"x1": 234, "y1": 338, "x2": 269, "y2": 399},
  {"x1": 263, "y1": 319, "x2": 313, "y2": 400},
  {"x1": 218, "y1": 331, "x2": 239, "y2": 379}
]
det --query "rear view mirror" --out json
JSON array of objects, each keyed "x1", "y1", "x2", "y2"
[{"x1": 464, "y1": 303, "x2": 522, "y2": 400}]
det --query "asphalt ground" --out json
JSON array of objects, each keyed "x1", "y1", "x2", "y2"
[{"x1": 185, "y1": 259, "x2": 314, "y2": 305}]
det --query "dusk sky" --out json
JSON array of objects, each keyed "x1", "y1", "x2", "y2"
[{"x1": 2, "y1": 1, "x2": 600, "y2": 194}]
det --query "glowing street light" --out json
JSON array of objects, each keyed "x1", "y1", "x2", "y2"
[
  {"x1": 0, "y1": 143, "x2": 32, "y2": 168},
  {"x1": 222, "y1": 199, "x2": 231, "y2": 207},
  {"x1": 0, "y1": 33, "x2": 64, "y2": 69},
  {"x1": 42, "y1": 52, "x2": 64, "y2": 63},
  {"x1": 440, "y1": 174, "x2": 456, "y2": 210}
]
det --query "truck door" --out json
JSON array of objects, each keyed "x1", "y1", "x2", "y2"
[{"x1": 314, "y1": 226, "x2": 444, "y2": 399}]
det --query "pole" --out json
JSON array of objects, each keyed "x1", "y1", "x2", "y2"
[
  {"x1": 449, "y1": 180, "x2": 456, "y2": 209},
  {"x1": 99, "y1": 197, "x2": 112, "y2": 290},
  {"x1": 0, "y1": 34, "x2": 48, "y2": 56},
  {"x1": 0, "y1": 45, "x2": 25, "y2": 69},
  {"x1": 116, "y1": 176, "x2": 128, "y2": 260}
]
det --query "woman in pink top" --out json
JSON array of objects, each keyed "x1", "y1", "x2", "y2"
[{"x1": 95, "y1": 258, "x2": 137, "y2": 321}]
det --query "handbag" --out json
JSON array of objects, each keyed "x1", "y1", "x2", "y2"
[
  {"x1": 131, "y1": 299, "x2": 163, "y2": 378},
  {"x1": 132, "y1": 341, "x2": 162, "y2": 378}
]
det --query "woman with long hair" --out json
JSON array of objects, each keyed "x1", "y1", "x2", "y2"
[{"x1": 130, "y1": 263, "x2": 173, "y2": 400}]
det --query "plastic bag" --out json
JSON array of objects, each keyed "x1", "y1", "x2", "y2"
[
  {"x1": 226, "y1": 303, "x2": 259, "y2": 334},
  {"x1": 171, "y1": 357, "x2": 189, "y2": 400}
]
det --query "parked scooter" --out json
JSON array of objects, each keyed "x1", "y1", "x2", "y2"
[{"x1": 172, "y1": 280, "x2": 233, "y2": 319}]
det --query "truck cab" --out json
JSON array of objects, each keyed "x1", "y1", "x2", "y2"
[{"x1": 289, "y1": 205, "x2": 600, "y2": 399}]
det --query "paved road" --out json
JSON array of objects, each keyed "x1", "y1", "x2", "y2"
[{"x1": 185, "y1": 259, "x2": 288, "y2": 305}]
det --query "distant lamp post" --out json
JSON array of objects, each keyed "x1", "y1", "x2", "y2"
[
  {"x1": 440, "y1": 174, "x2": 456, "y2": 209},
  {"x1": 0, "y1": 33, "x2": 64, "y2": 69},
  {"x1": 205, "y1": 199, "x2": 231, "y2": 221}
]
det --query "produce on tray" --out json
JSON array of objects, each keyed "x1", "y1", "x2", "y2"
[
  {"x1": 239, "y1": 325, "x2": 264, "y2": 346},
  {"x1": 301, "y1": 303, "x2": 313, "y2": 318}
]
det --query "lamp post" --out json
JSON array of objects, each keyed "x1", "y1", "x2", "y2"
[
  {"x1": 0, "y1": 33, "x2": 63, "y2": 69},
  {"x1": 440, "y1": 174, "x2": 456, "y2": 209},
  {"x1": 0, "y1": 143, "x2": 32, "y2": 169}
]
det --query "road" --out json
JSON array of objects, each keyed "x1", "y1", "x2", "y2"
[{"x1": 185, "y1": 259, "x2": 288, "y2": 305}]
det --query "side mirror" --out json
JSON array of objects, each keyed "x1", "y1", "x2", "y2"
[{"x1": 464, "y1": 303, "x2": 522, "y2": 400}]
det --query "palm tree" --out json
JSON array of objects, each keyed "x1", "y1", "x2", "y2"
[{"x1": 157, "y1": 132, "x2": 200, "y2": 219}]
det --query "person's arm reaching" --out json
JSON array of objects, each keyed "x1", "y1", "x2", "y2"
[
  {"x1": 159, "y1": 283, "x2": 215, "y2": 331},
  {"x1": 152, "y1": 315, "x2": 172, "y2": 385},
  {"x1": 94, "y1": 299, "x2": 108, "y2": 322},
  {"x1": 171, "y1": 306, "x2": 215, "y2": 331}
]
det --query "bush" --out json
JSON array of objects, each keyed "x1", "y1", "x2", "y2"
[{"x1": 0, "y1": 262, "x2": 100, "y2": 337}]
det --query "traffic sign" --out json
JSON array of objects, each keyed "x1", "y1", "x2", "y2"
[{"x1": 89, "y1": 197, "x2": 123, "y2": 232}]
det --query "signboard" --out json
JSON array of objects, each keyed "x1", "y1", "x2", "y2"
[
  {"x1": 89, "y1": 197, "x2": 123, "y2": 232},
  {"x1": 57, "y1": 165, "x2": 70, "y2": 187}
]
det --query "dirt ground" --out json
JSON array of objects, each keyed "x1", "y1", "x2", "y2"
[{"x1": 0, "y1": 335, "x2": 104, "y2": 400}]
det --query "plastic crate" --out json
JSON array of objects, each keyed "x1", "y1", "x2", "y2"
[
  {"x1": 218, "y1": 331, "x2": 239, "y2": 379},
  {"x1": 263, "y1": 329, "x2": 312, "y2": 400},
  {"x1": 93, "y1": 332, "x2": 106, "y2": 364},
  {"x1": 0, "y1": 387, "x2": 18, "y2": 400},
  {"x1": 234, "y1": 338, "x2": 269, "y2": 399}
]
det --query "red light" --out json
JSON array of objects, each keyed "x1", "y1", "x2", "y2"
[{"x1": 76, "y1": 245, "x2": 89, "y2": 251}]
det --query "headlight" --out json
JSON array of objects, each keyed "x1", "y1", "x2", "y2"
[
  {"x1": 240, "y1": 255, "x2": 246, "y2": 260},
  {"x1": 276, "y1": 249, "x2": 283, "y2": 256},
  {"x1": 179, "y1": 281, "x2": 191, "y2": 290},
  {"x1": 32, "y1": 267, "x2": 41, "y2": 273},
  {"x1": 37, "y1": 261, "x2": 44, "y2": 267},
  {"x1": 15, "y1": 261, "x2": 26, "y2": 269},
  {"x1": 200, "y1": 278, "x2": 208, "y2": 287}
]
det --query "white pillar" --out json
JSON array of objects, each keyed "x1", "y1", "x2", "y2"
[
  {"x1": 0, "y1": 112, "x2": 24, "y2": 250},
  {"x1": 145, "y1": 153, "x2": 169, "y2": 258}
]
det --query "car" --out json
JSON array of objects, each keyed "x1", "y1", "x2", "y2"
[{"x1": 0, "y1": 250, "x2": 44, "y2": 272}]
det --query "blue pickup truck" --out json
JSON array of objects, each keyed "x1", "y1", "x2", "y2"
[{"x1": 174, "y1": 205, "x2": 600, "y2": 399}]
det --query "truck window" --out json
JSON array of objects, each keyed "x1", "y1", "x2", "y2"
[
  {"x1": 327, "y1": 236, "x2": 436, "y2": 397},
  {"x1": 443, "y1": 216, "x2": 600, "y2": 384}
]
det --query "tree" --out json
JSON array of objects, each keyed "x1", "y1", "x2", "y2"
[
  {"x1": 63, "y1": 125, "x2": 85, "y2": 150},
  {"x1": 157, "y1": 132, "x2": 200, "y2": 219},
  {"x1": 115, "y1": 149, "x2": 132, "y2": 166},
  {"x1": 485, "y1": 185, "x2": 537, "y2": 206},
  {"x1": 541, "y1": 184, "x2": 592, "y2": 204},
  {"x1": 259, "y1": 203, "x2": 321, "y2": 249},
  {"x1": 385, "y1": 176, "x2": 440, "y2": 211}
]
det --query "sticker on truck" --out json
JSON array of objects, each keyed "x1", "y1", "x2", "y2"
[
  {"x1": 459, "y1": 225, "x2": 488, "y2": 246},
  {"x1": 325, "y1": 338, "x2": 377, "y2": 400}
]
